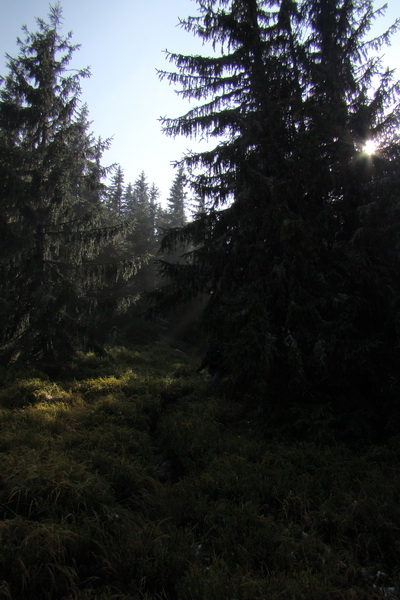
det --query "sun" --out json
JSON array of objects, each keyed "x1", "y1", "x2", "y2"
[{"x1": 362, "y1": 139, "x2": 379, "y2": 156}]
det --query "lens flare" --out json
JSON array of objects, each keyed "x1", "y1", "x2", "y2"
[{"x1": 363, "y1": 139, "x2": 378, "y2": 155}]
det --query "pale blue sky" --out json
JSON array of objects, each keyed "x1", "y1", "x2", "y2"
[{"x1": 0, "y1": 0, "x2": 399, "y2": 203}]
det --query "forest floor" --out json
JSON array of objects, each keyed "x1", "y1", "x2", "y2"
[{"x1": 0, "y1": 340, "x2": 399, "y2": 600}]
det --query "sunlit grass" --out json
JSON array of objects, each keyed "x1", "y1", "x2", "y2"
[{"x1": 0, "y1": 341, "x2": 399, "y2": 599}]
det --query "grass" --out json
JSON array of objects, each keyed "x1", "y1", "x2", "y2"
[{"x1": 0, "y1": 339, "x2": 399, "y2": 599}]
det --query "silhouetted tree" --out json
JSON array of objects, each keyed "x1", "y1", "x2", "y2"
[{"x1": 155, "y1": 0, "x2": 400, "y2": 436}]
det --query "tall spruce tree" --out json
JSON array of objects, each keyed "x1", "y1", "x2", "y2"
[
  {"x1": 106, "y1": 164, "x2": 125, "y2": 219},
  {"x1": 0, "y1": 5, "x2": 138, "y2": 367},
  {"x1": 125, "y1": 171, "x2": 160, "y2": 257},
  {"x1": 165, "y1": 166, "x2": 187, "y2": 227},
  {"x1": 158, "y1": 167, "x2": 188, "y2": 266},
  {"x1": 149, "y1": 183, "x2": 162, "y2": 238},
  {"x1": 157, "y1": 0, "x2": 400, "y2": 436}
]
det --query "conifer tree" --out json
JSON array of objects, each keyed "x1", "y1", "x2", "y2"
[
  {"x1": 156, "y1": 0, "x2": 400, "y2": 435},
  {"x1": 106, "y1": 164, "x2": 125, "y2": 219},
  {"x1": 123, "y1": 182, "x2": 134, "y2": 214},
  {"x1": 165, "y1": 166, "x2": 187, "y2": 227},
  {"x1": 0, "y1": 5, "x2": 139, "y2": 367},
  {"x1": 191, "y1": 194, "x2": 207, "y2": 220},
  {"x1": 125, "y1": 172, "x2": 159, "y2": 257},
  {"x1": 149, "y1": 183, "x2": 162, "y2": 238},
  {"x1": 158, "y1": 167, "x2": 189, "y2": 268}
]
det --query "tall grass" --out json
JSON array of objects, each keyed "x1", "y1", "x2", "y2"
[{"x1": 0, "y1": 340, "x2": 399, "y2": 599}]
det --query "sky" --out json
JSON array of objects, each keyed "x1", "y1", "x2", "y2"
[{"x1": 0, "y1": 0, "x2": 399, "y2": 204}]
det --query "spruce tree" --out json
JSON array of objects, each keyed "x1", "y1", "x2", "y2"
[
  {"x1": 156, "y1": 0, "x2": 400, "y2": 436},
  {"x1": 0, "y1": 5, "x2": 139, "y2": 367},
  {"x1": 165, "y1": 166, "x2": 187, "y2": 228},
  {"x1": 106, "y1": 164, "x2": 125, "y2": 219},
  {"x1": 149, "y1": 183, "x2": 162, "y2": 239},
  {"x1": 125, "y1": 172, "x2": 159, "y2": 257}
]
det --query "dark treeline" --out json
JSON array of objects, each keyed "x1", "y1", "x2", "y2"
[{"x1": 1, "y1": 0, "x2": 400, "y2": 440}]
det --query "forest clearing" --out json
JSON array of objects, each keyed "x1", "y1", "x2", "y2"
[{"x1": 1, "y1": 0, "x2": 400, "y2": 596}]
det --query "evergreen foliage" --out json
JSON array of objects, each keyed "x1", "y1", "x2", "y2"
[
  {"x1": 156, "y1": 0, "x2": 400, "y2": 437},
  {"x1": 158, "y1": 166, "x2": 190, "y2": 271},
  {"x1": 106, "y1": 164, "x2": 126, "y2": 218},
  {"x1": 165, "y1": 165, "x2": 187, "y2": 228},
  {"x1": 0, "y1": 5, "x2": 139, "y2": 367},
  {"x1": 121, "y1": 171, "x2": 161, "y2": 292}
]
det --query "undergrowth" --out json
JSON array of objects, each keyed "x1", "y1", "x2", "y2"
[{"x1": 0, "y1": 340, "x2": 399, "y2": 599}]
